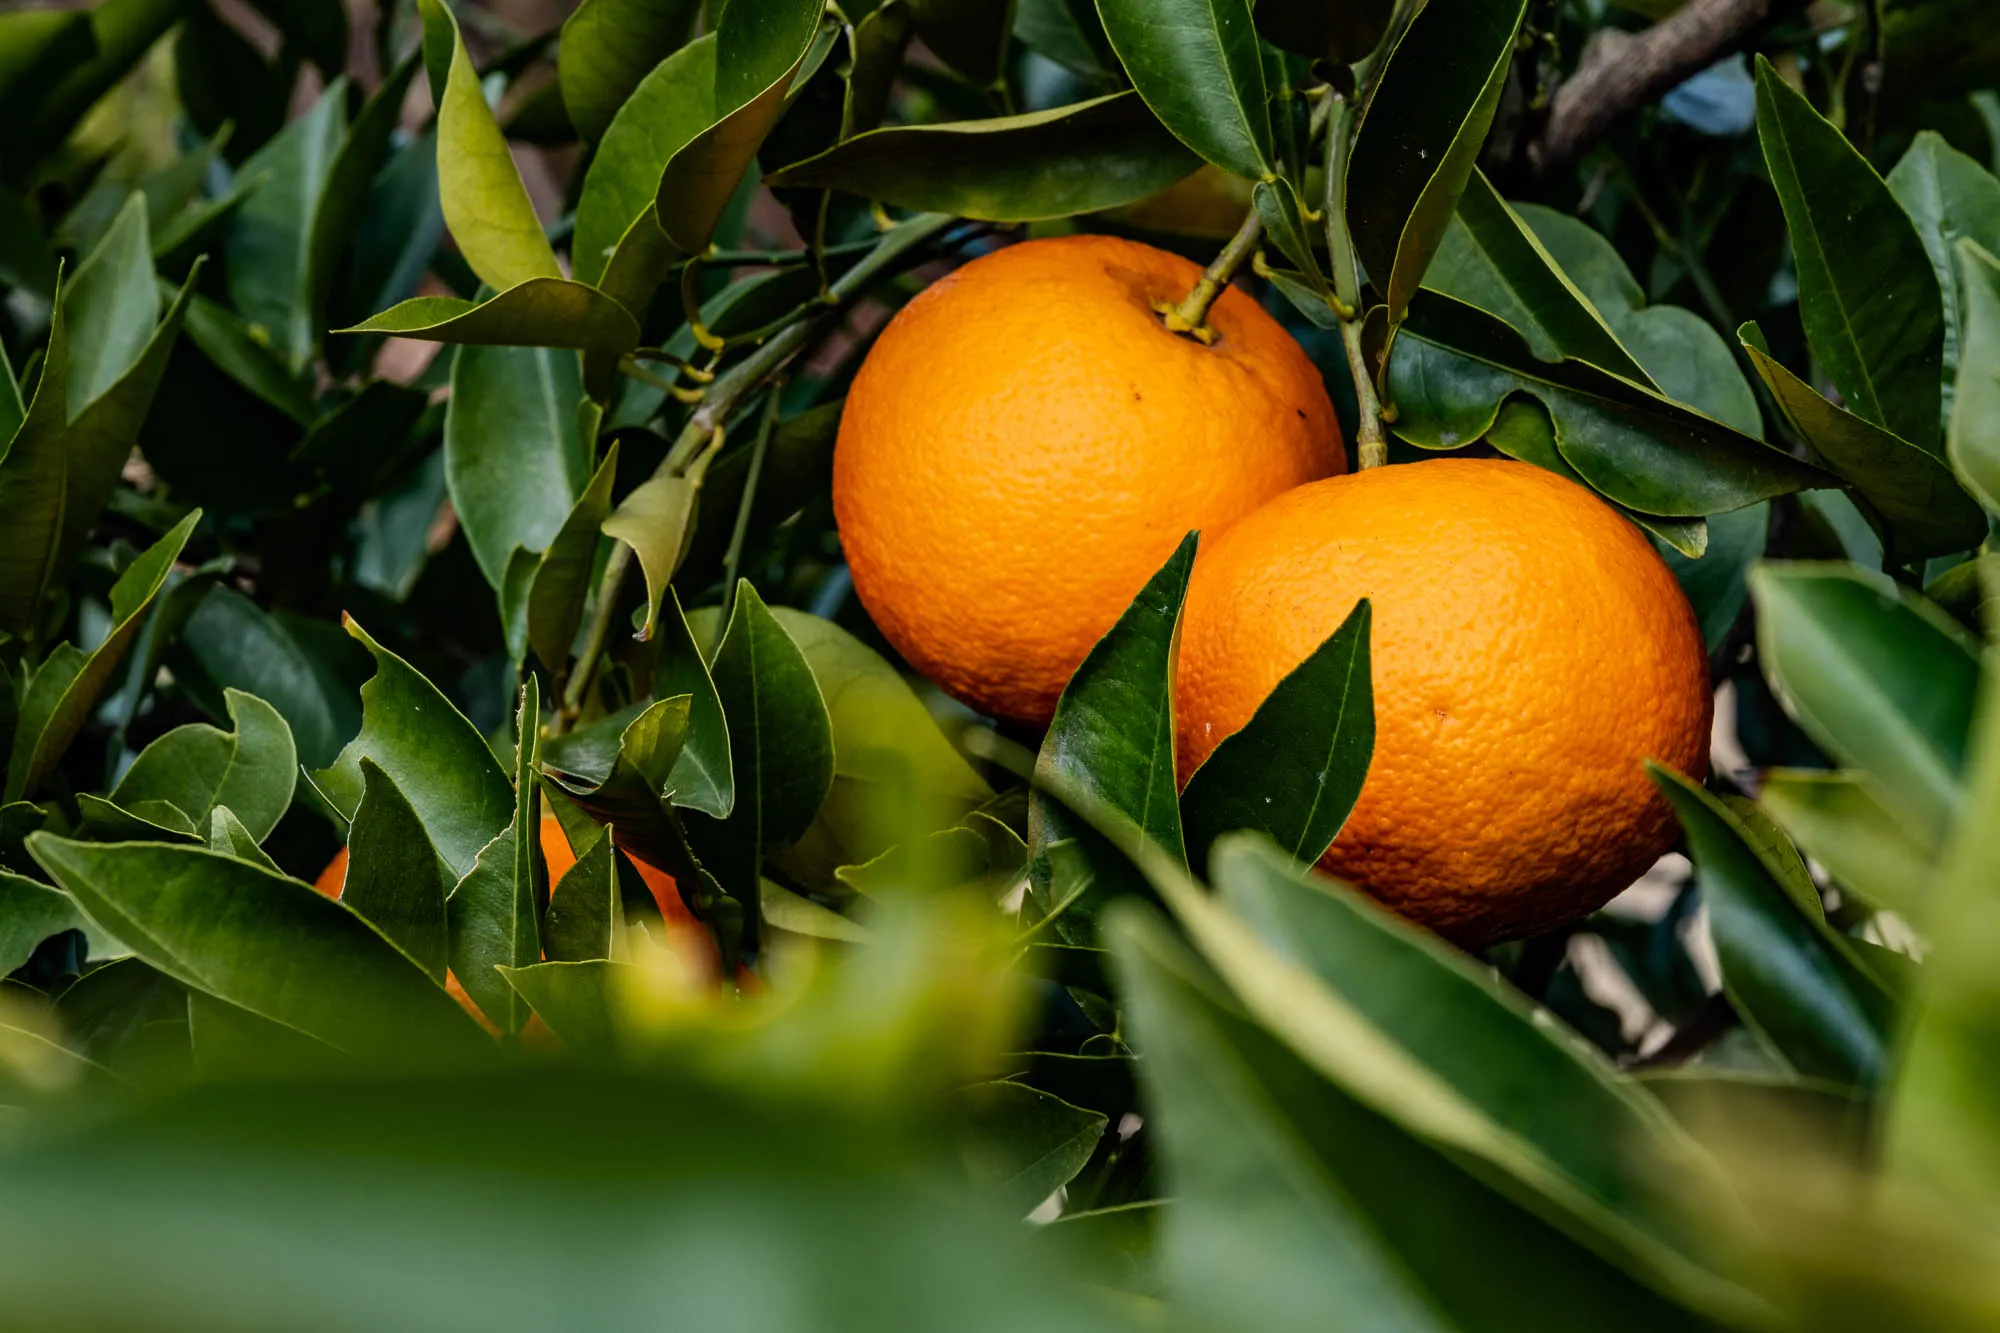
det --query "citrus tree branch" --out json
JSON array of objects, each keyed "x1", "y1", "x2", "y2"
[
  {"x1": 1163, "y1": 205, "x2": 1265, "y2": 340},
  {"x1": 1527, "y1": 0, "x2": 1813, "y2": 178}
]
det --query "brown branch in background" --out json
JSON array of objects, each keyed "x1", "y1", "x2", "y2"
[{"x1": 1528, "y1": 0, "x2": 1815, "y2": 179}]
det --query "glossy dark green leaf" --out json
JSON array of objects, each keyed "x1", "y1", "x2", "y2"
[
  {"x1": 341, "y1": 758, "x2": 451, "y2": 985},
  {"x1": 1740, "y1": 329, "x2": 1983, "y2": 560},
  {"x1": 1181, "y1": 602, "x2": 1371, "y2": 872},
  {"x1": 445, "y1": 343, "x2": 591, "y2": 591},
  {"x1": 448, "y1": 680, "x2": 547, "y2": 1035},
  {"x1": 1760, "y1": 770, "x2": 1935, "y2": 918},
  {"x1": 1094, "y1": 0, "x2": 1269, "y2": 180},
  {"x1": 182, "y1": 293, "x2": 316, "y2": 423},
  {"x1": 0, "y1": 266, "x2": 196, "y2": 642},
  {"x1": 1387, "y1": 293, "x2": 1829, "y2": 517},
  {"x1": 603, "y1": 462, "x2": 714, "y2": 643},
  {"x1": 1347, "y1": 0, "x2": 1526, "y2": 327},
  {"x1": 341, "y1": 279, "x2": 641, "y2": 352},
  {"x1": 306, "y1": 53, "x2": 422, "y2": 346},
  {"x1": 572, "y1": 36, "x2": 714, "y2": 288},
  {"x1": 763, "y1": 606, "x2": 991, "y2": 884},
  {"x1": 109, "y1": 689, "x2": 296, "y2": 843},
  {"x1": 958, "y1": 1081, "x2": 1107, "y2": 1218},
  {"x1": 1107, "y1": 903, "x2": 1725, "y2": 1333},
  {"x1": 311, "y1": 616, "x2": 516, "y2": 880},
  {"x1": 78, "y1": 791, "x2": 199, "y2": 842},
  {"x1": 1651, "y1": 764, "x2": 1894, "y2": 1088},
  {"x1": 5, "y1": 512, "x2": 197, "y2": 803},
  {"x1": 1427, "y1": 172, "x2": 1649, "y2": 382},
  {"x1": 654, "y1": 0, "x2": 824, "y2": 253},
  {"x1": 767, "y1": 92, "x2": 1200, "y2": 222},
  {"x1": 1754, "y1": 56, "x2": 1942, "y2": 453},
  {"x1": 540, "y1": 695, "x2": 693, "y2": 867},
  {"x1": 1888, "y1": 131, "x2": 2000, "y2": 432},
  {"x1": 1948, "y1": 238, "x2": 2000, "y2": 514},
  {"x1": 681, "y1": 583, "x2": 834, "y2": 948},
  {"x1": 545, "y1": 825, "x2": 625, "y2": 964},
  {"x1": 560, "y1": 0, "x2": 700, "y2": 144},
  {"x1": 65, "y1": 194, "x2": 159, "y2": 415},
  {"x1": 0, "y1": 869, "x2": 81, "y2": 978},
  {"x1": 416, "y1": 0, "x2": 559, "y2": 290},
  {"x1": 1750, "y1": 562, "x2": 1978, "y2": 849},
  {"x1": 29, "y1": 836, "x2": 487, "y2": 1060},
  {"x1": 1013, "y1": 0, "x2": 1116, "y2": 78},
  {"x1": 226, "y1": 80, "x2": 347, "y2": 369},
  {"x1": 175, "y1": 587, "x2": 355, "y2": 770},
  {"x1": 497, "y1": 960, "x2": 628, "y2": 1054},
  {"x1": 1203, "y1": 835, "x2": 1725, "y2": 1276},
  {"x1": 655, "y1": 588, "x2": 735, "y2": 820}
]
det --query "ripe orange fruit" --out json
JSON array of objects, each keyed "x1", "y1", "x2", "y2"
[
  {"x1": 835, "y1": 233, "x2": 1343, "y2": 724},
  {"x1": 1176, "y1": 458, "x2": 1712, "y2": 947},
  {"x1": 312, "y1": 814, "x2": 693, "y2": 926}
]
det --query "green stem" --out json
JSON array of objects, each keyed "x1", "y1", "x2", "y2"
[
  {"x1": 1342, "y1": 317, "x2": 1389, "y2": 469},
  {"x1": 1164, "y1": 205, "x2": 1264, "y2": 339},
  {"x1": 713, "y1": 387, "x2": 783, "y2": 657}
]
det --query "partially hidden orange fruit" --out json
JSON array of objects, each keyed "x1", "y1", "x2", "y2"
[
  {"x1": 1175, "y1": 458, "x2": 1712, "y2": 948},
  {"x1": 835, "y1": 233, "x2": 1344, "y2": 725}
]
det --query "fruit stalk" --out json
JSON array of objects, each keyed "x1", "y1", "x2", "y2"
[{"x1": 1162, "y1": 206, "x2": 1265, "y2": 340}]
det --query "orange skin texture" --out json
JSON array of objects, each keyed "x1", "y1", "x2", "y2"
[
  {"x1": 835, "y1": 233, "x2": 1344, "y2": 725},
  {"x1": 1175, "y1": 459, "x2": 1712, "y2": 948},
  {"x1": 314, "y1": 818, "x2": 708, "y2": 1028}
]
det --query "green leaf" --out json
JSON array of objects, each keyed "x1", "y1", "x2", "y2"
[
  {"x1": 448, "y1": 680, "x2": 547, "y2": 1035},
  {"x1": 1093, "y1": 0, "x2": 1269, "y2": 180},
  {"x1": 545, "y1": 825, "x2": 625, "y2": 964},
  {"x1": 6, "y1": 512, "x2": 198, "y2": 804},
  {"x1": 1181, "y1": 601, "x2": 1371, "y2": 873},
  {"x1": 110, "y1": 688, "x2": 297, "y2": 842},
  {"x1": 1203, "y1": 835, "x2": 1728, "y2": 1278},
  {"x1": 1759, "y1": 770, "x2": 1935, "y2": 918},
  {"x1": 681, "y1": 583, "x2": 834, "y2": 949},
  {"x1": 571, "y1": 36, "x2": 714, "y2": 288},
  {"x1": 654, "y1": 0, "x2": 824, "y2": 253},
  {"x1": 417, "y1": 0, "x2": 560, "y2": 290},
  {"x1": 1948, "y1": 238, "x2": 2000, "y2": 514},
  {"x1": 761, "y1": 877, "x2": 870, "y2": 942},
  {"x1": 904, "y1": 0, "x2": 1011, "y2": 84},
  {"x1": 3, "y1": 0, "x2": 184, "y2": 175},
  {"x1": 526, "y1": 442, "x2": 618, "y2": 676},
  {"x1": 497, "y1": 960, "x2": 629, "y2": 1053},
  {"x1": 311, "y1": 616, "x2": 516, "y2": 880},
  {"x1": 1651, "y1": 763, "x2": 1894, "y2": 1088},
  {"x1": 603, "y1": 461, "x2": 716, "y2": 642},
  {"x1": 65, "y1": 194, "x2": 159, "y2": 415},
  {"x1": 1750, "y1": 562, "x2": 1978, "y2": 849},
  {"x1": 1107, "y1": 903, "x2": 1727, "y2": 1333},
  {"x1": 957, "y1": 1081, "x2": 1107, "y2": 1218},
  {"x1": 1253, "y1": 0, "x2": 1391, "y2": 64},
  {"x1": 0, "y1": 11, "x2": 93, "y2": 129},
  {"x1": 764, "y1": 606, "x2": 991, "y2": 878},
  {"x1": 205, "y1": 807, "x2": 281, "y2": 875},
  {"x1": 1347, "y1": 0, "x2": 1526, "y2": 328},
  {"x1": 0, "y1": 869, "x2": 82, "y2": 978},
  {"x1": 766, "y1": 92, "x2": 1201, "y2": 222},
  {"x1": 1386, "y1": 292, "x2": 1829, "y2": 517},
  {"x1": 1028, "y1": 536, "x2": 1193, "y2": 938},
  {"x1": 183, "y1": 293, "x2": 316, "y2": 423},
  {"x1": 30, "y1": 836, "x2": 487, "y2": 1060},
  {"x1": 1427, "y1": 171, "x2": 1650, "y2": 382},
  {"x1": 655, "y1": 588, "x2": 735, "y2": 820},
  {"x1": 559, "y1": 0, "x2": 700, "y2": 144},
  {"x1": 341, "y1": 279, "x2": 642, "y2": 352},
  {"x1": 78, "y1": 792, "x2": 199, "y2": 842},
  {"x1": 174, "y1": 587, "x2": 355, "y2": 770},
  {"x1": 0, "y1": 267, "x2": 198, "y2": 641},
  {"x1": 341, "y1": 758, "x2": 451, "y2": 985},
  {"x1": 307, "y1": 53, "x2": 423, "y2": 345},
  {"x1": 445, "y1": 343, "x2": 590, "y2": 591},
  {"x1": 226, "y1": 79, "x2": 348, "y2": 369},
  {"x1": 1888, "y1": 131, "x2": 2000, "y2": 432},
  {"x1": 539, "y1": 695, "x2": 694, "y2": 870},
  {"x1": 1740, "y1": 327, "x2": 1984, "y2": 560},
  {"x1": 1754, "y1": 56, "x2": 1943, "y2": 453}
]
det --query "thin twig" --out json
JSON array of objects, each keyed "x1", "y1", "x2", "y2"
[
  {"x1": 713, "y1": 385, "x2": 783, "y2": 657},
  {"x1": 1161, "y1": 207, "x2": 1265, "y2": 341}
]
